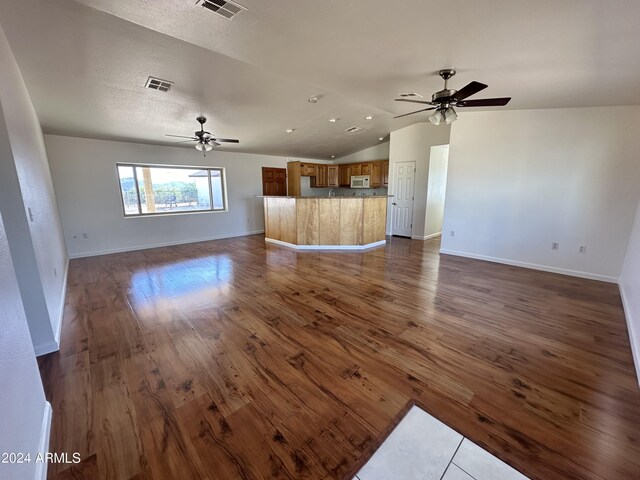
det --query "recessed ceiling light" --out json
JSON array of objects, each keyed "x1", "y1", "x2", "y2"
[
  {"x1": 286, "y1": 129, "x2": 295, "y2": 133},
  {"x1": 379, "y1": 137, "x2": 384, "y2": 141},
  {"x1": 328, "y1": 118, "x2": 338, "y2": 123},
  {"x1": 308, "y1": 96, "x2": 319, "y2": 103},
  {"x1": 331, "y1": 155, "x2": 335, "y2": 158},
  {"x1": 365, "y1": 115, "x2": 374, "y2": 120}
]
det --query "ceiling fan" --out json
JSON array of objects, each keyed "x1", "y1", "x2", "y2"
[
  {"x1": 165, "y1": 116, "x2": 239, "y2": 155},
  {"x1": 394, "y1": 69, "x2": 511, "y2": 124}
]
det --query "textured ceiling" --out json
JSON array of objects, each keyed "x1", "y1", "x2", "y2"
[{"x1": 1, "y1": 0, "x2": 640, "y2": 158}]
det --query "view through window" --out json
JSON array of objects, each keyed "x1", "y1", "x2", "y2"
[{"x1": 116, "y1": 164, "x2": 226, "y2": 216}]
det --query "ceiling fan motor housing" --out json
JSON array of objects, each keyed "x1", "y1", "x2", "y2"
[{"x1": 432, "y1": 89, "x2": 457, "y2": 104}]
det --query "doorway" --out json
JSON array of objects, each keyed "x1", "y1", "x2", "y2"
[
  {"x1": 391, "y1": 161, "x2": 416, "y2": 237},
  {"x1": 424, "y1": 145, "x2": 450, "y2": 238},
  {"x1": 262, "y1": 167, "x2": 287, "y2": 196}
]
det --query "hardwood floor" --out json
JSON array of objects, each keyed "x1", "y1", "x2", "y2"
[{"x1": 39, "y1": 234, "x2": 640, "y2": 480}]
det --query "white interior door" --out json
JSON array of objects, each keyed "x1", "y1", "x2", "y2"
[{"x1": 392, "y1": 161, "x2": 415, "y2": 237}]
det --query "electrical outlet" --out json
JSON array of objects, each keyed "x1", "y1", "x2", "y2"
[
  {"x1": 551, "y1": 242, "x2": 559, "y2": 250},
  {"x1": 82, "y1": 233, "x2": 88, "y2": 239},
  {"x1": 578, "y1": 245, "x2": 586, "y2": 253},
  {"x1": 450, "y1": 230, "x2": 455, "y2": 237}
]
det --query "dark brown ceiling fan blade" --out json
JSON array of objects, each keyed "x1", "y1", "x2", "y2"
[
  {"x1": 394, "y1": 107, "x2": 436, "y2": 119},
  {"x1": 457, "y1": 97, "x2": 511, "y2": 107},
  {"x1": 211, "y1": 138, "x2": 240, "y2": 143},
  {"x1": 173, "y1": 139, "x2": 197, "y2": 144},
  {"x1": 453, "y1": 81, "x2": 488, "y2": 101},
  {"x1": 165, "y1": 134, "x2": 198, "y2": 139},
  {"x1": 394, "y1": 98, "x2": 434, "y2": 105}
]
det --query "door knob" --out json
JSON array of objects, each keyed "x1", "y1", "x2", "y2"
[{"x1": 392, "y1": 202, "x2": 397, "y2": 205}]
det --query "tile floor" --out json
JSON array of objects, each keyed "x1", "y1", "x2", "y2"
[{"x1": 354, "y1": 406, "x2": 529, "y2": 480}]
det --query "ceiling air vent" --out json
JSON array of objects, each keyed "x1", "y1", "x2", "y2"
[
  {"x1": 345, "y1": 126, "x2": 363, "y2": 134},
  {"x1": 198, "y1": 0, "x2": 246, "y2": 19},
  {"x1": 145, "y1": 77, "x2": 173, "y2": 92},
  {"x1": 398, "y1": 92, "x2": 423, "y2": 98}
]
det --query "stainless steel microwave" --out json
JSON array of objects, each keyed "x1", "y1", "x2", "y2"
[{"x1": 350, "y1": 175, "x2": 370, "y2": 188}]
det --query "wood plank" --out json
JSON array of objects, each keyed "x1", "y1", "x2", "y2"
[
  {"x1": 362, "y1": 197, "x2": 387, "y2": 244},
  {"x1": 339, "y1": 198, "x2": 364, "y2": 245},
  {"x1": 296, "y1": 198, "x2": 319, "y2": 245},
  {"x1": 318, "y1": 198, "x2": 340, "y2": 245}
]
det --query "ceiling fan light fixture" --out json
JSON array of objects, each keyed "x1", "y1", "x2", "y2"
[
  {"x1": 444, "y1": 107, "x2": 458, "y2": 124},
  {"x1": 195, "y1": 142, "x2": 213, "y2": 152},
  {"x1": 428, "y1": 110, "x2": 443, "y2": 126}
]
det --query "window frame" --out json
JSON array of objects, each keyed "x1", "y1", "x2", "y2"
[{"x1": 115, "y1": 162, "x2": 228, "y2": 218}]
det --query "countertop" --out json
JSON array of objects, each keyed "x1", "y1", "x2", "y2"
[{"x1": 258, "y1": 195, "x2": 393, "y2": 199}]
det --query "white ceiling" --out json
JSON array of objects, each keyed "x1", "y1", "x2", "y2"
[{"x1": 1, "y1": 0, "x2": 640, "y2": 159}]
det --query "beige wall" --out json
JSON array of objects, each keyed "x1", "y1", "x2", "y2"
[
  {"x1": 621, "y1": 198, "x2": 640, "y2": 384},
  {"x1": 0, "y1": 23, "x2": 67, "y2": 355},
  {"x1": 441, "y1": 106, "x2": 640, "y2": 282},
  {"x1": 45, "y1": 134, "x2": 328, "y2": 258},
  {"x1": 388, "y1": 122, "x2": 451, "y2": 237}
]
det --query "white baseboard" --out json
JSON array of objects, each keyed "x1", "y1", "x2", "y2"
[
  {"x1": 412, "y1": 232, "x2": 442, "y2": 241},
  {"x1": 33, "y1": 259, "x2": 67, "y2": 357},
  {"x1": 439, "y1": 248, "x2": 618, "y2": 283},
  {"x1": 619, "y1": 283, "x2": 640, "y2": 386},
  {"x1": 265, "y1": 238, "x2": 386, "y2": 251},
  {"x1": 68, "y1": 230, "x2": 265, "y2": 259},
  {"x1": 54, "y1": 259, "x2": 68, "y2": 343},
  {"x1": 34, "y1": 340, "x2": 60, "y2": 357},
  {"x1": 34, "y1": 401, "x2": 52, "y2": 480}
]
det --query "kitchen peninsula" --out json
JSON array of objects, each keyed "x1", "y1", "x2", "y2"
[{"x1": 262, "y1": 196, "x2": 388, "y2": 250}]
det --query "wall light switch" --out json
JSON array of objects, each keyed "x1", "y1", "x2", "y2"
[
  {"x1": 551, "y1": 242, "x2": 559, "y2": 250},
  {"x1": 28, "y1": 207, "x2": 34, "y2": 222},
  {"x1": 578, "y1": 245, "x2": 586, "y2": 253}
]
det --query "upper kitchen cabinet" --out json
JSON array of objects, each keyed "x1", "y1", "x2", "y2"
[
  {"x1": 312, "y1": 165, "x2": 327, "y2": 187},
  {"x1": 327, "y1": 166, "x2": 339, "y2": 188},
  {"x1": 301, "y1": 163, "x2": 318, "y2": 177},
  {"x1": 339, "y1": 165, "x2": 350, "y2": 187},
  {"x1": 371, "y1": 162, "x2": 382, "y2": 188}
]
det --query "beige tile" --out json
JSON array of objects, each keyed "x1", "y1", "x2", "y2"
[
  {"x1": 453, "y1": 439, "x2": 529, "y2": 480},
  {"x1": 357, "y1": 406, "x2": 463, "y2": 480}
]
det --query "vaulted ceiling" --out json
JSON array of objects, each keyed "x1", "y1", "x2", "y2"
[{"x1": 1, "y1": 0, "x2": 639, "y2": 158}]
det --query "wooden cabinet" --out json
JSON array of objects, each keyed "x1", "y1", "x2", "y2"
[
  {"x1": 312, "y1": 165, "x2": 327, "y2": 187},
  {"x1": 371, "y1": 162, "x2": 382, "y2": 188},
  {"x1": 339, "y1": 165, "x2": 351, "y2": 187},
  {"x1": 300, "y1": 163, "x2": 317, "y2": 177},
  {"x1": 382, "y1": 161, "x2": 389, "y2": 187},
  {"x1": 287, "y1": 159, "x2": 389, "y2": 194},
  {"x1": 286, "y1": 162, "x2": 301, "y2": 196},
  {"x1": 327, "y1": 166, "x2": 339, "y2": 188}
]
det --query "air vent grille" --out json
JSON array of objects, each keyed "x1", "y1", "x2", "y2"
[
  {"x1": 345, "y1": 126, "x2": 363, "y2": 134},
  {"x1": 199, "y1": 0, "x2": 246, "y2": 19},
  {"x1": 145, "y1": 77, "x2": 173, "y2": 92},
  {"x1": 398, "y1": 92, "x2": 423, "y2": 98}
]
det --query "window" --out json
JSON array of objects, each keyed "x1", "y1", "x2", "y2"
[{"x1": 116, "y1": 163, "x2": 226, "y2": 216}]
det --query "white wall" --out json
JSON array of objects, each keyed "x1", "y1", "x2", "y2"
[
  {"x1": 0, "y1": 208, "x2": 51, "y2": 480},
  {"x1": 441, "y1": 106, "x2": 640, "y2": 282},
  {"x1": 388, "y1": 123, "x2": 451, "y2": 237},
  {"x1": 620, "y1": 198, "x2": 640, "y2": 384},
  {"x1": 45, "y1": 135, "x2": 328, "y2": 257},
  {"x1": 0, "y1": 24, "x2": 67, "y2": 355},
  {"x1": 425, "y1": 145, "x2": 449, "y2": 237},
  {"x1": 334, "y1": 141, "x2": 389, "y2": 164}
]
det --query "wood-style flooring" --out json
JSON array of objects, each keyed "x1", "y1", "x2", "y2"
[{"x1": 39, "y1": 235, "x2": 640, "y2": 480}]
